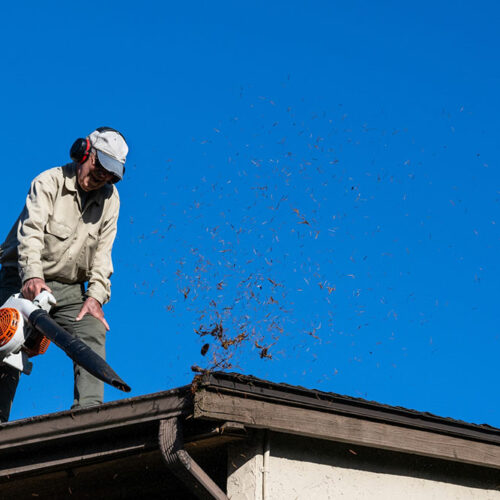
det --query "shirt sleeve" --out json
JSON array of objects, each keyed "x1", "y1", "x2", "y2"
[
  {"x1": 85, "y1": 190, "x2": 120, "y2": 305},
  {"x1": 17, "y1": 171, "x2": 57, "y2": 283}
]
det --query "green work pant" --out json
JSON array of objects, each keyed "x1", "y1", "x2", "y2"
[{"x1": 0, "y1": 266, "x2": 106, "y2": 422}]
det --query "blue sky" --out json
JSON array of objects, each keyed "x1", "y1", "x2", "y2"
[{"x1": 1, "y1": 1, "x2": 500, "y2": 426}]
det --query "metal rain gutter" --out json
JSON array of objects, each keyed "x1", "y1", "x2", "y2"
[{"x1": 159, "y1": 417, "x2": 229, "y2": 500}]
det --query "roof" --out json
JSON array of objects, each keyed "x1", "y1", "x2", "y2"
[{"x1": 0, "y1": 372, "x2": 499, "y2": 498}]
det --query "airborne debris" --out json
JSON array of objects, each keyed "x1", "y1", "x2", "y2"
[{"x1": 147, "y1": 91, "x2": 477, "y2": 389}]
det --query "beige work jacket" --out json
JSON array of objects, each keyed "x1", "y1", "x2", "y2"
[{"x1": 0, "y1": 164, "x2": 120, "y2": 305}]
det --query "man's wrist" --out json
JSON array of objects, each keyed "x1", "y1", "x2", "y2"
[
  {"x1": 20, "y1": 265, "x2": 45, "y2": 283},
  {"x1": 85, "y1": 292, "x2": 103, "y2": 307},
  {"x1": 23, "y1": 277, "x2": 45, "y2": 284},
  {"x1": 86, "y1": 296, "x2": 102, "y2": 306}
]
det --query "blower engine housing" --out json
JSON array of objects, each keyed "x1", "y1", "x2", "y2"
[{"x1": 0, "y1": 292, "x2": 55, "y2": 374}]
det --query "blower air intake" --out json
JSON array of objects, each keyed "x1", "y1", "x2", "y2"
[{"x1": 0, "y1": 308, "x2": 20, "y2": 347}]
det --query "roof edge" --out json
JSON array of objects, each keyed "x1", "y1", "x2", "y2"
[
  {"x1": 0, "y1": 385, "x2": 192, "y2": 452},
  {"x1": 197, "y1": 372, "x2": 500, "y2": 445}
]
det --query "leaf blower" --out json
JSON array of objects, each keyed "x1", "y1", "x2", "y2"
[{"x1": 0, "y1": 291, "x2": 130, "y2": 393}]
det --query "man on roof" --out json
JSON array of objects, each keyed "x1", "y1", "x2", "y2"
[{"x1": 0, "y1": 127, "x2": 128, "y2": 422}]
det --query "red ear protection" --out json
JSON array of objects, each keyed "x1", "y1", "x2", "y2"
[{"x1": 69, "y1": 138, "x2": 92, "y2": 164}]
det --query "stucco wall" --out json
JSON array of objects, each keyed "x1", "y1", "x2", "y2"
[
  {"x1": 227, "y1": 433, "x2": 263, "y2": 500},
  {"x1": 227, "y1": 431, "x2": 500, "y2": 500}
]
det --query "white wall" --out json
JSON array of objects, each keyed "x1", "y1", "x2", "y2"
[
  {"x1": 227, "y1": 434, "x2": 263, "y2": 500},
  {"x1": 227, "y1": 432, "x2": 500, "y2": 500}
]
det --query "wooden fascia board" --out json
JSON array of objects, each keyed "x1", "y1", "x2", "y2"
[
  {"x1": 0, "y1": 391, "x2": 190, "y2": 454},
  {"x1": 193, "y1": 389, "x2": 500, "y2": 470},
  {"x1": 200, "y1": 375, "x2": 500, "y2": 444}
]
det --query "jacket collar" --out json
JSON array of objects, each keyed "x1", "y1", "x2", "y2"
[{"x1": 63, "y1": 163, "x2": 79, "y2": 194}]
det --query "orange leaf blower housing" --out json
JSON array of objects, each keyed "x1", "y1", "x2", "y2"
[
  {"x1": 0, "y1": 307, "x2": 50, "y2": 357},
  {"x1": 0, "y1": 308, "x2": 20, "y2": 347}
]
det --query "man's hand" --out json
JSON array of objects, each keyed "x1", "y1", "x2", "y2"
[
  {"x1": 21, "y1": 278, "x2": 52, "y2": 301},
  {"x1": 76, "y1": 297, "x2": 110, "y2": 331}
]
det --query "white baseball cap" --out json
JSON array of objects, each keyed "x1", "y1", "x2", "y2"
[{"x1": 88, "y1": 127, "x2": 128, "y2": 180}]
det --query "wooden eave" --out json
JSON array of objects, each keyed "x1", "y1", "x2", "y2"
[{"x1": 194, "y1": 372, "x2": 500, "y2": 470}]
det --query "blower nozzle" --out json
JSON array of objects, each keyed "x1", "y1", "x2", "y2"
[{"x1": 29, "y1": 309, "x2": 131, "y2": 393}]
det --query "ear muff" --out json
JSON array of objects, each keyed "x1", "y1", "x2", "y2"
[{"x1": 70, "y1": 138, "x2": 92, "y2": 164}]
